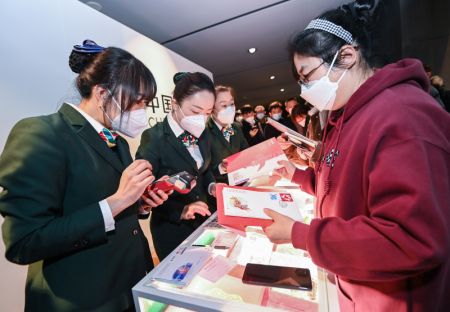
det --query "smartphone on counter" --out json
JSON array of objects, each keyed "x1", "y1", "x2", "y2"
[{"x1": 242, "y1": 263, "x2": 312, "y2": 291}]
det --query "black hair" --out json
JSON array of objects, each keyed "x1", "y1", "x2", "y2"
[
  {"x1": 240, "y1": 104, "x2": 253, "y2": 115},
  {"x1": 285, "y1": 97, "x2": 298, "y2": 104},
  {"x1": 69, "y1": 43, "x2": 157, "y2": 114},
  {"x1": 291, "y1": 103, "x2": 309, "y2": 118},
  {"x1": 268, "y1": 101, "x2": 283, "y2": 113},
  {"x1": 422, "y1": 63, "x2": 432, "y2": 74},
  {"x1": 172, "y1": 72, "x2": 215, "y2": 105},
  {"x1": 288, "y1": 0, "x2": 384, "y2": 80}
]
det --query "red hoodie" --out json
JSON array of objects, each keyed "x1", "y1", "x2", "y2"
[{"x1": 291, "y1": 59, "x2": 450, "y2": 311}]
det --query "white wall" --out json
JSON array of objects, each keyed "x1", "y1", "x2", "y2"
[{"x1": 0, "y1": 1, "x2": 211, "y2": 310}]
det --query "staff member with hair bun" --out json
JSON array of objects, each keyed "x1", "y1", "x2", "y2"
[
  {"x1": 206, "y1": 85, "x2": 248, "y2": 183},
  {"x1": 0, "y1": 40, "x2": 169, "y2": 312},
  {"x1": 137, "y1": 72, "x2": 217, "y2": 260},
  {"x1": 264, "y1": 0, "x2": 450, "y2": 310}
]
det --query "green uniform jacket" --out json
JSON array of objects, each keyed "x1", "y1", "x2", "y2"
[
  {"x1": 206, "y1": 118, "x2": 249, "y2": 183},
  {"x1": 0, "y1": 104, "x2": 151, "y2": 312},
  {"x1": 136, "y1": 117, "x2": 215, "y2": 260}
]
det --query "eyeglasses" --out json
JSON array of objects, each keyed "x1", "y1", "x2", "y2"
[{"x1": 297, "y1": 61, "x2": 325, "y2": 86}]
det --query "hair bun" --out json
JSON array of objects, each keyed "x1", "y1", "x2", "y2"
[
  {"x1": 341, "y1": 0, "x2": 376, "y2": 26},
  {"x1": 173, "y1": 72, "x2": 188, "y2": 84},
  {"x1": 68, "y1": 39, "x2": 104, "y2": 74}
]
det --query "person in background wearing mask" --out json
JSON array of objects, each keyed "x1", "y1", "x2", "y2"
[
  {"x1": 136, "y1": 72, "x2": 217, "y2": 260},
  {"x1": 234, "y1": 109, "x2": 243, "y2": 124},
  {"x1": 263, "y1": 1, "x2": 450, "y2": 310},
  {"x1": 254, "y1": 104, "x2": 268, "y2": 133},
  {"x1": 206, "y1": 85, "x2": 249, "y2": 183},
  {"x1": 255, "y1": 104, "x2": 267, "y2": 121},
  {"x1": 0, "y1": 40, "x2": 170, "y2": 312},
  {"x1": 264, "y1": 101, "x2": 296, "y2": 139},
  {"x1": 241, "y1": 104, "x2": 265, "y2": 146}
]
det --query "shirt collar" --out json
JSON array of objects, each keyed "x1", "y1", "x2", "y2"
[
  {"x1": 167, "y1": 111, "x2": 185, "y2": 137},
  {"x1": 68, "y1": 103, "x2": 106, "y2": 133}
]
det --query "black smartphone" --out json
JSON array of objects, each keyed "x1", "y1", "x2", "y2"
[{"x1": 242, "y1": 263, "x2": 312, "y2": 291}]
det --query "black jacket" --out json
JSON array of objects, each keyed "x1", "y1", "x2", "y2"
[
  {"x1": 206, "y1": 118, "x2": 249, "y2": 183},
  {"x1": 241, "y1": 119, "x2": 265, "y2": 146},
  {"x1": 264, "y1": 116, "x2": 297, "y2": 139},
  {"x1": 136, "y1": 116, "x2": 216, "y2": 259},
  {"x1": 0, "y1": 104, "x2": 151, "y2": 311}
]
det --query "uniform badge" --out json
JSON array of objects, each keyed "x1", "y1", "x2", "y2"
[{"x1": 324, "y1": 148, "x2": 339, "y2": 167}]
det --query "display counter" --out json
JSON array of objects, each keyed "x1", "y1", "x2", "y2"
[{"x1": 133, "y1": 188, "x2": 339, "y2": 312}]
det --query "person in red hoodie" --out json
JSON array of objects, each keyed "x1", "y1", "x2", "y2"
[{"x1": 263, "y1": 1, "x2": 450, "y2": 311}]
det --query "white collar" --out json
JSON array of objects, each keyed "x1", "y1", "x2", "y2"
[
  {"x1": 167, "y1": 110, "x2": 185, "y2": 137},
  {"x1": 68, "y1": 103, "x2": 106, "y2": 133}
]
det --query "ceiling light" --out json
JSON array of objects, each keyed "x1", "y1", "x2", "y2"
[
  {"x1": 280, "y1": 88, "x2": 285, "y2": 92},
  {"x1": 248, "y1": 48, "x2": 257, "y2": 54},
  {"x1": 270, "y1": 76, "x2": 275, "y2": 80}
]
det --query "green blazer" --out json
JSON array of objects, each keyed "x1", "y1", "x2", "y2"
[
  {"x1": 136, "y1": 117, "x2": 215, "y2": 259},
  {"x1": 0, "y1": 104, "x2": 151, "y2": 312},
  {"x1": 206, "y1": 118, "x2": 249, "y2": 183}
]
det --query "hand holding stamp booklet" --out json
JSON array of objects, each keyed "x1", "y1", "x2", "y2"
[
  {"x1": 265, "y1": 118, "x2": 318, "y2": 149},
  {"x1": 216, "y1": 184, "x2": 308, "y2": 232},
  {"x1": 225, "y1": 138, "x2": 288, "y2": 186}
]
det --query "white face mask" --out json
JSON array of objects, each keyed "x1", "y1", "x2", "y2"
[
  {"x1": 256, "y1": 112, "x2": 265, "y2": 120},
  {"x1": 112, "y1": 109, "x2": 148, "y2": 138},
  {"x1": 105, "y1": 92, "x2": 148, "y2": 138},
  {"x1": 271, "y1": 113, "x2": 282, "y2": 121},
  {"x1": 300, "y1": 51, "x2": 347, "y2": 111},
  {"x1": 244, "y1": 116, "x2": 255, "y2": 124},
  {"x1": 176, "y1": 105, "x2": 207, "y2": 138},
  {"x1": 217, "y1": 105, "x2": 235, "y2": 125},
  {"x1": 236, "y1": 116, "x2": 244, "y2": 122}
]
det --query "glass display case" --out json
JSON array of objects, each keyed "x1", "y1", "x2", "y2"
[{"x1": 133, "y1": 188, "x2": 338, "y2": 312}]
